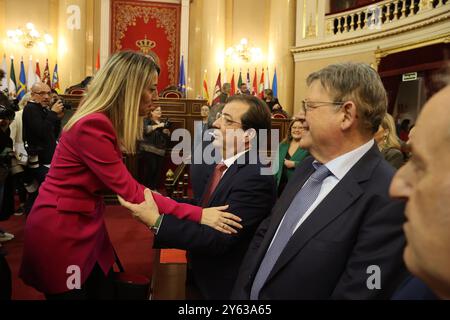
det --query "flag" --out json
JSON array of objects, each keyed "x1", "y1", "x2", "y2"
[
  {"x1": 237, "y1": 70, "x2": 243, "y2": 92},
  {"x1": 17, "y1": 58, "x2": 27, "y2": 100},
  {"x1": 264, "y1": 66, "x2": 270, "y2": 90},
  {"x1": 211, "y1": 70, "x2": 222, "y2": 105},
  {"x1": 178, "y1": 55, "x2": 186, "y2": 97},
  {"x1": 52, "y1": 62, "x2": 60, "y2": 93},
  {"x1": 0, "y1": 54, "x2": 7, "y2": 93},
  {"x1": 95, "y1": 49, "x2": 100, "y2": 71},
  {"x1": 202, "y1": 70, "x2": 209, "y2": 103},
  {"x1": 230, "y1": 70, "x2": 236, "y2": 96},
  {"x1": 246, "y1": 69, "x2": 251, "y2": 90},
  {"x1": 42, "y1": 59, "x2": 51, "y2": 87},
  {"x1": 9, "y1": 57, "x2": 17, "y2": 96},
  {"x1": 35, "y1": 60, "x2": 41, "y2": 82},
  {"x1": 272, "y1": 68, "x2": 278, "y2": 98},
  {"x1": 27, "y1": 56, "x2": 36, "y2": 89},
  {"x1": 252, "y1": 69, "x2": 258, "y2": 96},
  {"x1": 259, "y1": 68, "x2": 265, "y2": 98}
]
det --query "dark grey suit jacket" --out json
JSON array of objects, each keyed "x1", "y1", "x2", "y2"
[{"x1": 232, "y1": 144, "x2": 408, "y2": 299}]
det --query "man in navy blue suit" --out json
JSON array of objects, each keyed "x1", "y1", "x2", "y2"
[
  {"x1": 232, "y1": 63, "x2": 408, "y2": 299},
  {"x1": 390, "y1": 85, "x2": 450, "y2": 300},
  {"x1": 120, "y1": 95, "x2": 277, "y2": 299}
]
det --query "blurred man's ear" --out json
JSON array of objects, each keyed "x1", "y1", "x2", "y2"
[{"x1": 244, "y1": 128, "x2": 256, "y2": 141}]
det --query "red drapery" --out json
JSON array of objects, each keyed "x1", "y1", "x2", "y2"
[{"x1": 111, "y1": 0, "x2": 181, "y2": 91}]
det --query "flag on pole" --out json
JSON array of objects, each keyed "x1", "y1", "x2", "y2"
[
  {"x1": 35, "y1": 60, "x2": 41, "y2": 82},
  {"x1": 230, "y1": 70, "x2": 236, "y2": 96},
  {"x1": 27, "y1": 56, "x2": 37, "y2": 89},
  {"x1": 252, "y1": 69, "x2": 258, "y2": 96},
  {"x1": 259, "y1": 68, "x2": 265, "y2": 98},
  {"x1": 246, "y1": 69, "x2": 251, "y2": 90},
  {"x1": 202, "y1": 70, "x2": 210, "y2": 103},
  {"x1": 264, "y1": 66, "x2": 270, "y2": 90},
  {"x1": 52, "y1": 62, "x2": 60, "y2": 93},
  {"x1": 211, "y1": 70, "x2": 222, "y2": 105},
  {"x1": 95, "y1": 49, "x2": 100, "y2": 72},
  {"x1": 17, "y1": 58, "x2": 27, "y2": 100},
  {"x1": 272, "y1": 68, "x2": 278, "y2": 98},
  {"x1": 0, "y1": 54, "x2": 7, "y2": 93},
  {"x1": 178, "y1": 55, "x2": 186, "y2": 97},
  {"x1": 237, "y1": 70, "x2": 243, "y2": 93},
  {"x1": 9, "y1": 57, "x2": 17, "y2": 96},
  {"x1": 42, "y1": 59, "x2": 51, "y2": 88}
]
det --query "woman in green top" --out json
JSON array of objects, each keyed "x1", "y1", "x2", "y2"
[{"x1": 275, "y1": 119, "x2": 309, "y2": 196}]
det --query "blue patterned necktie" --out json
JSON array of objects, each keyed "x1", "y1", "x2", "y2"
[{"x1": 250, "y1": 163, "x2": 331, "y2": 300}]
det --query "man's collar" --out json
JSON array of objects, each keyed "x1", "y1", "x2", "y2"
[
  {"x1": 221, "y1": 149, "x2": 250, "y2": 168},
  {"x1": 318, "y1": 139, "x2": 375, "y2": 180}
]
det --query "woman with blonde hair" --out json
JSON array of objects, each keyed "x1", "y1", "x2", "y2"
[
  {"x1": 374, "y1": 113, "x2": 405, "y2": 169},
  {"x1": 20, "y1": 51, "x2": 241, "y2": 299}
]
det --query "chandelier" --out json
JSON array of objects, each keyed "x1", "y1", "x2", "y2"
[
  {"x1": 7, "y1": 23, "x2": 54, "y2": 49},
  {"x1": 225, "y1": 38, "x2": 263, "y2": 63}
]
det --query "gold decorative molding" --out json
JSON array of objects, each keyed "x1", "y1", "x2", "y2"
[
  {"x1": 306, "y1": 14, "x2": 316, "y2": 38},
  {"x1": 113, "y1": 3, "x2": 179, "y2": 85},
  {"x1": 374, "y1": 33, "x2": 450, "y2": 69},
  {"x1": 136, "y1": 35, "x2": 157, "y2": 54},
  {"x1": 292, "y1": 12, "x2": 450, "y2": 54}
]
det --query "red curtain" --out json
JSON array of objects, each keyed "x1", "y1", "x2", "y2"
[{"x1": 111, "y1": 0, "x2": 181, "y2": 91}]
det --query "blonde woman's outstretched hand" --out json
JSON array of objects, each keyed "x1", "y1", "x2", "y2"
[
  {"x1": 117, "y1": 188, "x2": 160, "y2": 227},
  {"x1": 201, "y1": 205, "x2": 243, "y2": 234}
]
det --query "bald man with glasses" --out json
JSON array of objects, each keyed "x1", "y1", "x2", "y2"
[{"x1": 22, "y1": 83, "x2": 64, "y2": 213}]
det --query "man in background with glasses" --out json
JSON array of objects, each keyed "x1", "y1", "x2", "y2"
[
  {"x1": 233, "y1": 62, "x2": 408, "y2": 299},
  {"x1": 22, "y1": 83, "x2": 64, "y2": 214}
]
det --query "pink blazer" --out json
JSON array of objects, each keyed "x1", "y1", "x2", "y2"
[{"x1": 20, "y1": 113, "x2": 201, "y2": 294}]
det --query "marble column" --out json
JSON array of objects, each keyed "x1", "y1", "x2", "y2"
[
  {"x1": 57, "y1": 0, "x2": 87, "y2": 91},
  {"x1": 268, "y1": 0, "x2": 296, "y2": 115},
  {"x1": 189, "y1": 0, "x2": 226, "y2": 100}
]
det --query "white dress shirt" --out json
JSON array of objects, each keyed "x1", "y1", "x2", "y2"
[{"x1": 269, "y1": 139, "x2": 375, "y2": 247}]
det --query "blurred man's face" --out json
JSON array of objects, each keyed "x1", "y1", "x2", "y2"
[
  {"x1": 300, "y1": 80, "x2": 344, "y2": 163},
  {"x1": 201, "y1": 105, "x2": 210, "y2": 118},
  {"x1": 390, "y1": 85, "x2": 450, "y2": 299},
  {"x1": 31, "y1": 83, "x2": 51, "y2": 107},
  {"x1": 212, "y1": 101, "x2": 249, "y2": 158}
]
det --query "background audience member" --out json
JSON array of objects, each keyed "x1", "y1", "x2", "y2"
[
  {"x1": 0, "y1": 105, "x2": 15, "y2": 223},
  {"x1": 238, "y1": 83, "x2": 251, "y2": 95},
  {"x1": 213, "y1": 83, "x2": 231, "y2": 104},
  {"x1": 275, "y1": 119, "x2": 309, "y2": 196},
  {"x1": 190, "y1": 104, "x2": 223, "y2": 204},
  {"x1": 374, "y1": 113, "x2": 405, "y2": 169},
  {"x1": 138, "y1": 105, "x2": 171, "y2": 190},
  {"x1": 9, "y1": 93, "x2": 32, "y2": 216},
  {"x1": 22, "y1": 83, "x2": 64, "y2": 214},
  {"x1": 390, "y1": 85, "x2": 450, "y2": 299},
  {"x1": 398, "y1": 118, "x2": 410, "y2": 142}
]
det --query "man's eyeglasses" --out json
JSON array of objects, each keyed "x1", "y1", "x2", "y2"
[
  {"x1": 215, "y1": 112, "x2": 242, "y2": 126},
  {"x1": 301, "y1": 100, "x2": 345, "y2": 113},
  {"x1": 32, "y1": 91, "x2": 51, "y2": 96}
]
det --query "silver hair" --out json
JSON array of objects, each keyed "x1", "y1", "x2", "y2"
[{"x1": 306, "y1": 62, "x2": 387, "y2": 134}]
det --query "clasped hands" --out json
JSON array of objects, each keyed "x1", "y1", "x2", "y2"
[{"x1": 117, "y1": 189, "x2": 243, "y2": 234}]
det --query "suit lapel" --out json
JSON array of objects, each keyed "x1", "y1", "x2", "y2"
[
  {"x1": 265, "y1": 176, "x2": 363, "y2": 283},
  {"x1": 206, "y1": 162, "x2": 239, "y2": 207},
  {"x1": 244, "y1": 159, "x2": 315, "y2": 282},
  {"x1": 262, "y1": 144, "x2": 383, "y2": 285}
]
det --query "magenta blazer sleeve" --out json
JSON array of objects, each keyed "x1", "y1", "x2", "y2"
[{"x1": 72, "y1": 115, "x2": 202, "y2": 222}]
